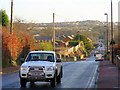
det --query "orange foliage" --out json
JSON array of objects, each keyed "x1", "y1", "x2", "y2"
[
  {"x1": 19, "y1": 32, "x2": 34, "y2": 51},
  {"x1": 2, "y1": 27, "x2": 35, "y2": 66},
  {"x1": 114, "y1": 44, "x2": 120, "y2": 49}
]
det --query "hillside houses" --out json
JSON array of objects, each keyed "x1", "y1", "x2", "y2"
[
  {"x1": 34, "y1": 36, "x2": 53, "y2": 43},
  {"x1": 33, "y1": 34, "x2": 87, "y2": 61},
  {"x1": 34, "y1": 35, "x2": 74, "y2": 47},
  {"x1": 56, "y1": 35, "x2": 74, "y2": 47}
]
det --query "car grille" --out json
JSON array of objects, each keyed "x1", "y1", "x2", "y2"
[
  {"x1": 29, "y1": 66, "x2": 44, "y2": 71},
  {"x1": 28, "y1": 66, "x2": 45, "y2": 77}
]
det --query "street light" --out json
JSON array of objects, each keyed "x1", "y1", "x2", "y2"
[{"x1": 104, "y1": 13, "x2": 109, "y2": 56}]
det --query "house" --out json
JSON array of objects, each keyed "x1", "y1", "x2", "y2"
[
  {"x1": 56, "y1": 35, "x2": 74, "y2": 47},
  {"x1": 62, "y1": 36, "x2": 74, "y2": 46},
  {"x1": 34, "y1": 36, "x2": 53, "y2": 43}
]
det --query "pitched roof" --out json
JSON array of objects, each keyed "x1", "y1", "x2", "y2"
[
  {"x1": 67, "y1": 36, "x2": 73, "y2": 40},
  {"x1": 34, "y1": 36, "x2": 52, "y2": 41}
]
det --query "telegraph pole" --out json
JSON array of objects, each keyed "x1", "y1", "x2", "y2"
[
  {"x1": 111, "y1": 0, "x2": 114, "y2": 63},
  {"x1": 10, "y1": 0, "x2": 13, "y2": 34},
  {"x1": 53, "y1": 13, "x2": 55, "y2": 51},
  {"x1": 10, "y1": 0, "x2": 13, "y2": 64}
]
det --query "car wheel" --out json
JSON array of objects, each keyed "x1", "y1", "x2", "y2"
[
  {"x1": 30, "y1": 81, "x2": 35, "y2": 85},
  {"x1": 20, "y1": 78, "x2": 27, "y2": 87},
  {"x1": 51, "y1": 73, "x2": 57, "y2": 87},
  {"x1": 61, "y1": 67, "x2": 63, "y2": 78},
  {"x1": 57, "y1": 72, "x2": 61, "y2": 84}
]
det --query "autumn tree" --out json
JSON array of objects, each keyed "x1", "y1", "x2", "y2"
[
  {"x1": 2, "y1": 28, "x2": 11, "y2": 67},
  {"x1": 40, "y1": 42, "x2": 53, "y2": 51},
  {"x1": 2, "y1": 27, "x2": 35, "y2": 67},
  {"x1": 75, "y1": 34, "x2": 94, "y2": 53}
]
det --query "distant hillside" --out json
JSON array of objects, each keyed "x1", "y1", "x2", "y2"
[{"x1": 13, "y1": 20, "x2": 118, "y2": 44}]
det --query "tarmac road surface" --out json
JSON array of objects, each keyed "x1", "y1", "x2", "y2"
[{"x1": 2, "y1": 54, "x2": 99, "y2": 89}]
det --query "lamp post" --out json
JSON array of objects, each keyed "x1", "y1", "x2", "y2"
[{"x1": 104, "y1": 13, "x2": 109, "y2": 56}]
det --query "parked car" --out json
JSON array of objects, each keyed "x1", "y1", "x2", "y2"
[{"x1": 19, "y1": 51, "x2": 63, "y2": 87}]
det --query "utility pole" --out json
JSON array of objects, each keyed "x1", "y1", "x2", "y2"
[
  {"x1": 10, "y1": 0, "x2": 13, "y2": 64},
  {"x1": 104, "y1": 13, "x2": 109, "y2": 56},
  {"x1": 53, "y1": 13, "x2": 55, "y2": 51},
  {"x1": 10, "y1": 0, "x2": 13, "y2": 34},
  {"x1": 111, "y1": 0, "x2": 114, "y2": 63}
]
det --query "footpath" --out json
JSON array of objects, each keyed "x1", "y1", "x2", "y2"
[
  {"x1": 0, "y1": 66, "x2": 20, "y2": 74},
  {"x1": 97, "y1": 61, "x2": 120, "y2": 89}
]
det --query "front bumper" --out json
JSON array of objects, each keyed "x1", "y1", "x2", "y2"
[{"x1": 20, "y1": 70, "x2": 54, "y2": 81}]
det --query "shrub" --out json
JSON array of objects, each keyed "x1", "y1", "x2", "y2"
[
  {"x1": 74, "y1": 34, "x2": 94, "y2": 53},
  {"x1": 40, "y1": 42, "x2": 53, "y2": 51},
  {"x1": 0, "y1": 10, "x2": 9, "y2": 26},
  {"x1": 69, "y1": 41, "x2": 79, "y2": 47},
  {"x1": 2, "y1": 27, "x2": 35, "y2": 67}
]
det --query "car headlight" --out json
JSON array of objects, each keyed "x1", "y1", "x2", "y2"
[
  {"x1": 47, "y1": 66, "x2": 54, "y2": 71},
  {"x1": 21, "y1": 66, "x2": 28, "y2": 71}
]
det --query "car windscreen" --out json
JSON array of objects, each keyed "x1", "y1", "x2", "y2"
[
  {"x1": 26, "y1": 53, "x2": 54, "y2": 62},
  {"x1": 96, "y1": 53, "x2": 100, "y2": 54}
]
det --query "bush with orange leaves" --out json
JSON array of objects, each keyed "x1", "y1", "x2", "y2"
[
  {"x1": 2, "y1": 27, "x2": 34, "y2": 67},
  {"x1": 114, "y1": 44, "x2": 120, "y2": 56}
]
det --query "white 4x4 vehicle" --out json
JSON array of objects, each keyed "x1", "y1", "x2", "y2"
[{"x1": 19, "y1": 51, "x2": 62, "y2": 87}]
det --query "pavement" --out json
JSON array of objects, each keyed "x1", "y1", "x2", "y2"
[
  {"x1": 0, "y1": 66, "x2": 20, "y2": 74},
  {"x1": 97, "y1": 60, "x2": 120, "y2": 89}
]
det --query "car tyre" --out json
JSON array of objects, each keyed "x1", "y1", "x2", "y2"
[
  {"x1": 51, "y1": 73, "x2": 57, "y2": 87},
  {"x1": 57, "y1": 70, "x2": 62, "y2": 84},
  {"x1": 30, "y1": 81, "x2": 35, "y2": 85},
  {"x1": 20, "y1": 78, "x2": 27, "y2": 87},
  {"x1": 61, "y1": 67, "x2": 63, "y2": 78}
]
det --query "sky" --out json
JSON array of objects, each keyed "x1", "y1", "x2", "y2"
[{"x1": 1, "y1": 0, "x2": 120, "y2": 23}]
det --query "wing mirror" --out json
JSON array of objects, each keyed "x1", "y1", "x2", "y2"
[
  {"x1": 56, "y1": 58, "x2": 62, "y2": 62},
  {"x1": 20, "y1": 58, "x2": 25, "y2": 63}
]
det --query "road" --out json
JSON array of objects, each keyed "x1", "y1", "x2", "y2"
[{"x1": 2, "y1": 54, "x2": 99, "y2": 89}]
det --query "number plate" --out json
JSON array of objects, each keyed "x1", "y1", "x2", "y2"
[
  {"x1": 32, "y1": 72, "x2": 44, "y2": 76},
  {"x1": 34, "y1": 68, "x2": 39, "y2": 70}
]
